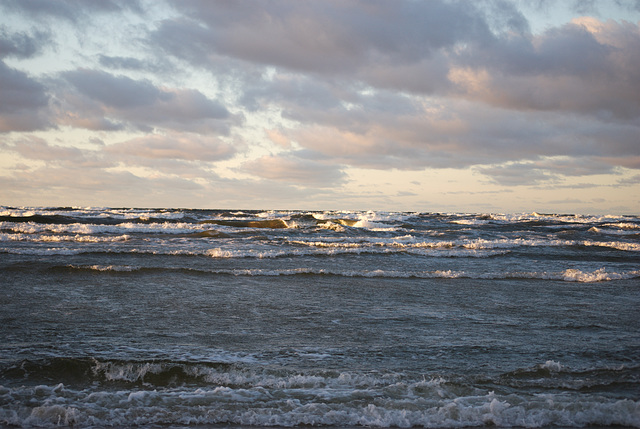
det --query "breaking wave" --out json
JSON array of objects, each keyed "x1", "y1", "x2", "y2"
[{"x1": 1, "y1": 357, "x2": 638, "y2": 428}]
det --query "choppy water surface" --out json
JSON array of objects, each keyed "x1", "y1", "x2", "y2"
[{"x1": 0, "y1": 207, "x2": 638, "y2": 428}]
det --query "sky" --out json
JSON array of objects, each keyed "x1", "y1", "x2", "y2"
[{"x1": 1, "y1": 0, "x2": 639, "y2": 214}]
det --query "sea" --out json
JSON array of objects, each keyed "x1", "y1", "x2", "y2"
[{"x1": 0, "y1": 206, "x2": 638, "y2": 428}]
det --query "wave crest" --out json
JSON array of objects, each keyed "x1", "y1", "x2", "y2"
[{"x1": 1, "y1": 357, "x2": 638, "y2": 428}]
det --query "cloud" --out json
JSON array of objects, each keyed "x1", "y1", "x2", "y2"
[
  {"x1": 476, "y1": 162, "x2": 564, "y2": 186},
  {"x1": 453, "y1": 17, "x2": 640, "y2": 119},
  {"x1": 57, "y1": 69, "x2": 240, "y2": 134},
  {"x1": 3, "y1": 132, "x2": 238, "y2": 174},
  {"x1": 0, "y1": 27, "x2": 49, "y2": 59},
  {"x1": 1, "y1": 0, "x2": 143, "y2": 23},
  {"x1": 0, "y1": 0, "x2": 638, "y2": 212},
  {"x1": 242, "y1": 153, "x2": 347, "y2": 187},
  {"x1": 145, "y1": 1, "x2": 640, "y2": 180},
  {"x1": 617, "y1": 174, "x2": 640, "y2": 185},
  {"x1": 0, "y1": 164, "x2": 206, "y2": 208},
  {"x1": 241, "y1": 73, "x2": 345, "y2": 113},
  {"x1": 265, "y1": 94, "x2": 638, "y2": 174},
  {"x1": 156, "y1": 1, "x2": 640, "y2": 122},
  {"x1": 155, "y1": 0, "x2": 493, "y2": 75},
  {"x1": 4, "y1": 135, "x2": 83, "y2": 161},
  {"x1": 63, "y1": 69, "x2": 168, "y2": 109},
  {"x1": 97, "y1": 55, "x2": 172, "y2": 75},
  {"x1": 2, "y1": 135, "x2": 113, "y2": 168},
  {"x1": 98, "y1": 55, "x2": 147, "y2": 70},
  {"x1": 476, "y1": 155, "x2": 627, "y2": 187},
  {"x1": 106, "y1": 133, "x2": 237, "y2": 162},
  {"x1": 533, "y1": 157, "x2": 618, "y2": 176},
  {"x1": 0, "y1": 29, "x2": 52, "y2": 132},
  {"x1": 0, "y1": 61, "x2": 51, "y2": 132}
]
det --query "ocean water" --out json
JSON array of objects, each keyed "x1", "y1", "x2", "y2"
[{"x1": 0, "y1": 207, "x2": 638, "y2": 428}]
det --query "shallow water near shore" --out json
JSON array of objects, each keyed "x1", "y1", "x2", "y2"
[{"x1": 1, "y1": 207, "x2": 638, "y2": 427}]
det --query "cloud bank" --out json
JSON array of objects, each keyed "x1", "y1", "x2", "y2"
[{"x1": 0, "y1": 0, "x2": 638, "y2": 212}]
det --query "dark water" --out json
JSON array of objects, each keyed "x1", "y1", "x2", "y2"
[{"x1": 0, "y1": 207, "x2": 638, "y2": 427}]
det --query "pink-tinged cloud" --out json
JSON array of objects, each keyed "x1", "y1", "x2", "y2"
[
  {"x1": 451, "y1": 18, "x2": 640, "y2": 118},
  {"x1": 2, "y1": 136, "x2": 112, "y2": 168},
  {"x1": 106, "y1": 133, "x2": 237, "y2": 162},
  {"x1": 5, "y1": 136, "x2": 82, "y2": 160},
  {"x1": 242, "y1": 154, "x2": 346, "y2": 187}
]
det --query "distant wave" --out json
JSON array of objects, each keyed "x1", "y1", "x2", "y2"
[
  {"x1": 2, "y1": 232, "x2": 638, "y2": 253},
  {"x1": 56, "y1": 265, "x2": 640, "y2": 282},
  {"x1": 0, "y1": 233, "x2": 132, "y2": 243},
  {"x1": 2, "y1": 206, "x2": 638, "y2": 226}
]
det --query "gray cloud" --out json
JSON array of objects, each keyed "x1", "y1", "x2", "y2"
[
  {"x1": 476, "y1": 162, "x2": 560, "y2": 186},
  {"x1": 63, "y1": 69, "x2": 168, "y2": 109},
  {"x1": 241, "y1": 74, "x2": 345, "y2": 113},
  {"x1": 263, "y1": 92, "x2": 639, "y2": 176},
  {"x1": 476, "y1": 156, "x2": 625, "y2": 187},
  {"x1": 0, "y1": 27, "x2": 50, "y2": 59},
  {"x1": 155, "y1": 1, "x2": 640, "y2": 122},
  {"x1": 0, "y1": 28, "x2": 52, "y2": 131},
  {"x1": 97, "y1": 55, "x2": 173, "y2": 75},
  {"x1": 156, "y1": 0, "x2": 493, "y2": 75},
  {"x1": 463, "y1": 22, "x2": 610, "y2": 77},
  {"x1": 1, "y1": 0, "x2": 143, "y2": 23},
  {"x1": 617, "y1": 174, "x2": 640, "y2": 185},
  {"x1": 454, "y1": 19, "x2": 640, "y2": 120},
  {"x1": 242, "y1": 153, "x2": 347, "y2": 188},
  {"x1": 0, "y1": 62, "x2": 48, "y2": 113},
  {"x1": 0, "y1": 61, "x2": 51, "y2": 132},
  {"x1": 99, "y1": 55, "x2": 147, "y2": 70},
  {"x1": 57, "y1": 69, "x2": 240, "y2": 134}
]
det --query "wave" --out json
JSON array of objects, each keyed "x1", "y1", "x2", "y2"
[
  {"x1": 602, "y1": 222, "x2": 640, "y2": 230},
  {"x1": 0, "y1": 233, "x2": 131, "y2": 243},
  {"x1": 4, "y1": 357, "x2": 636, "y2": 393},
  {"x1": 2, "y1": 237, "x2": 637, "y2": 262},
  {"x1": 1, "y1": 357, "x2": 638, "y2": 428},
  {"x1": 488, "y1": 212, "x2": 638, "y2": 225},
  {"x1": 2, "y1": 206, "x2": 637, "y2": 225},
  {"x1": 0, "y1": 206, "x2": 191, "y2": 221},
  {"x1": 0, "y1": 216, "x2": 373, "y2": 235},
  {"x1": 290, "y1": 236, "x2": 640, "y2": 251},
  {"x1": 589, "y1": 225, "x2": 640, "y2": 236},
  {"x1": 4, "y1": 234, "x2": 638, "y2": 256},
  {"x1": 0, "y1": 221, "x2": 203, "y2": 235},
  {"x1": 200, "y1": 218, "x2": 289, "y2": 228},
  {"x1": 59, "y1": 265, "x2": 640, "y2": 282},
  {"x1": 3, "y1": 209, "x2": 639, "y2": 245},
  {"x1": 4, "y1": 217, "x2": 639, "y2": 254},
  {"x1": 0, "y1": 244, "x2": 509, "y2": 258},
  {"x1": 199, "y1": 216, "x2": 400, "y2": 231}
]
